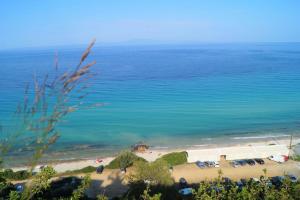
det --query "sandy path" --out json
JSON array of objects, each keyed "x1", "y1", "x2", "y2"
[{"x1": 84, "y1": 169, "x2": 129, "y2": 198}]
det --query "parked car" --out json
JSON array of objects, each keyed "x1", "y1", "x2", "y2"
[
  {"x1": 196, "y1": 161, "x2": 206, "y2": 168},
  {"x1": 268, "y1": 155, "x2": 286, "y2": 163},
  {"x1": 254, "y1": 158, "x2": 265, "y2": 165},
  {"x1": 230, "y1": 161, "x2": 241, "y2": 168},
  {"x1": 178, "y1": 187, "x2": 193, "y2": 196},
  {"x1": 96, "y1": 165, "x2": 104, "y2": 174},
  {"x1": 204, "y1": 161, "x2": 214, "y2": 167},
  {"x1": 237, "y1": 160, "x2": 247, "y2": 166},
  {"x1": 287, "y1": 174, "x2": 298, "y2": 183},
  {"x1": 236, "y1": 181, "x2": 244, "y2": 191},
  {"x1": 179, "y1": 177, "x2": 188, "y2": 188},
  {"x1": 15, "y1": 184, "x2": 24, "y2": 193},
  {"x1": 214, "y1": 161, "x2": 220, "y2": 168},
  {"x1": 245, "y1": 159, "x2": 256, "y2": 166},
  {"x1": 271, "y1": 176, "x2": 284, "y2": 187}
]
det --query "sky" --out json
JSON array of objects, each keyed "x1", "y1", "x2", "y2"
[{"x1": 0, "y1": 0, "x2": 300, "y2": 49}]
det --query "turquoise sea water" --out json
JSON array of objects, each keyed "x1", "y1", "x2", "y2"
[{"x1": 1, "y1": 43, "x2": 300, "y2": 163}]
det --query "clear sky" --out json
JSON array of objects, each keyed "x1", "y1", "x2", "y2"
[{"x1": 1, "y1": 0, "x2": 300, "y2": 49}]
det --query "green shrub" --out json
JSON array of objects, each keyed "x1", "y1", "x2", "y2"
[
  {"x1": 130, "y1": 159, "x2": 174, "y2": 186},
  {"x1": 0, "y1": 169, "x2": 31, "y2": 180},
  {"x1": 156, "y1": 152, "x2": 187, "y2": 166},
  {"x1": 106, "y1": 151, "x2": 147, "y2": 169}
]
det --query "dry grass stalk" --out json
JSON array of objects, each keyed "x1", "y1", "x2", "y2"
[{"x1": 0, "y1": 39, "x2": 98, "y2": 169}]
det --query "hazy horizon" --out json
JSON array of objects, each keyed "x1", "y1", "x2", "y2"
[{"x1": 1, "y1": 0, "x2": 300, "y2": 50}]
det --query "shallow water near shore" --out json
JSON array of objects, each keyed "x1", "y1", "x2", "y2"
[{"x1": 1, "y1": 43, "x2": 300, "y2": 166}]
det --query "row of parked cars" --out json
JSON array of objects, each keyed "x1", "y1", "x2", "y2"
[
  {"x1": 195, "y1": 161, "x2": 220, "y2": 168},
  {"x1": 230, "y1": 158, "x2": 264, "y2": 167},
  {"x1": 236, "y1": 174, "x2": 298, "y2": 189},
  {"x1": 178, "y1": 174, "x2": 298, "y2": 196}
]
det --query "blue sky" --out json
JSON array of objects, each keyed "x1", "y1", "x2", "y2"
[{"x1": 0, "y1": 0, "x2": 300, "y2": 49}]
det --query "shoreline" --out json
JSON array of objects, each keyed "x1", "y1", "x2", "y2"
[
  {"x1": 6, "y1": 133, "x2": 300, "y2": 167},
  {"x1": 10, "y1": 136, "x2": 300, "y2": 173}
]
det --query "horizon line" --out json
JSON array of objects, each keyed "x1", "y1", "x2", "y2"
[{"x1": 1, "y1": 41, "x2": 300, "y2": 52}]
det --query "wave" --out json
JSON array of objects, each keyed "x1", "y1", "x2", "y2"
[
  {"x1": 232, "y1": 134, "x2": 291, "y2": 140},
  {"x1": 151, "y1": 146, "x2": 169, "y2": 149},
  {"x1": 189, "y1": 144, "x2": 209, "y2": 147}
]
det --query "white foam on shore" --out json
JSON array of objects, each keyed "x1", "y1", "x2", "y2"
[
  {"x1": 151, "y1": 146, "x2": 169, "y2": 149},
  {"x1": 232, "y1": 134, "x2": 290, "y2": 140},
  {"x1": 189, "y1": 144, "x2": 209, "y2": 147}
]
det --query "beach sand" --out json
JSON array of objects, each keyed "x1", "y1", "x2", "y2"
[{"x1": 11, "y1": 137, "x2": 300, "y2": 173}]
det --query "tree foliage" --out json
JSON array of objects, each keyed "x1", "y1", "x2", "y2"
[
  {"x1": 129, "y1": 159, "x2": 174, "y2": 186},
  {"x1": 106, "y1": 151, "x2": 147, "y2": 169},
  {"x1": 71, "y1": 175, "x2": 91, "y2": 200},
  {"x1": 21, "y1": 166, "x2": 56, "y2": 199},
  {"x1": 141, "y1": 186, "x2": 162, "y2": 200},
  {"x1": 156, "y1": 151, "x2": 187, "y2": 166}
]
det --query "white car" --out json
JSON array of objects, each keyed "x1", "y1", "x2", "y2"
[
  {"x1": 214, "y1": 161, "x2": 220, "y2": 168},
  {"x1": 268, "y1": 155, "x2": 285, "y2": 163}
]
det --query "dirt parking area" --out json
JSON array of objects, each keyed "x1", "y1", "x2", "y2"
[{"x1": 172, "y1": 159, "x2": 300, "y2": 183}]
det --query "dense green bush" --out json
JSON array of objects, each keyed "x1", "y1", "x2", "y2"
[
  {"x1": 106, "y1": 151, "x2": 147, "y2": 169},
  {"x1": 124, "y1": 176, "x2": 300, "y2": 200},
  {"x1": 0, "y1": 169, "x2": 31, "y2": 180},
  {"x1": 0, "y1": 179, "x2": 15, "y2": 199},
  {"x1": 129, "y1": 160, "x2": 174, "y2": 186},
  {"x1": 156, "y1": 151, "x2": 187, "y2": 166}
]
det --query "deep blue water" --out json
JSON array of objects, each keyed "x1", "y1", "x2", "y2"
[{"x1": 1, "y1": 43, "x2": 300, "y2": 160}]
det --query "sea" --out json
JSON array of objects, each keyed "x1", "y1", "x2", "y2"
[{"x1": 0, "y1": 43, "x2": 300, "y2": 165}]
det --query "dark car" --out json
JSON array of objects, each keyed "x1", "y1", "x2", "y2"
[
  {"x1": 179, "y1": 177, "x2": 188, "y2": 188},
  {"x1": 205, "y1": 161, "x2": 215, "y2": 167},
  {"x1": 271, "y1": 176, "x2": 284, "y2": 188},
  {"x1": 245, "y1": 159, "x2": 256, "y2": 166},
  {"x1": 236, "y1": 181, "x2": 243, "y2": 190},
  {"x1": 204, "y1": 161, "x2": 212, "y2": 167},
  {"x1": 254, "y1": 158, "x2": 265, "y2": 165},
  {"x1": 237, "y1": 160, "x2": 247, "y2": 166},
  {"x1": 96, "y1": 165, "x2": 104, "y2": 174},
  {"x1": 196, "y1": 161, "x2": 206, "y2": 168},
  {"x1": 222, "y1": 177, "x2": 232, "y2": 190},
  {"x1": 230, "y1": 161, "x2": 241, "y2": 168}
]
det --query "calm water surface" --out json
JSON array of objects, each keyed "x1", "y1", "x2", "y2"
[{"x1": 0, "y1": 43, "x2": 300, "y2": 163}]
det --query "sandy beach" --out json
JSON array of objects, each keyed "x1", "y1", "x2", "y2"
[{"x1": 11, "y1": 137, "x2": 300, "y2": 173}]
